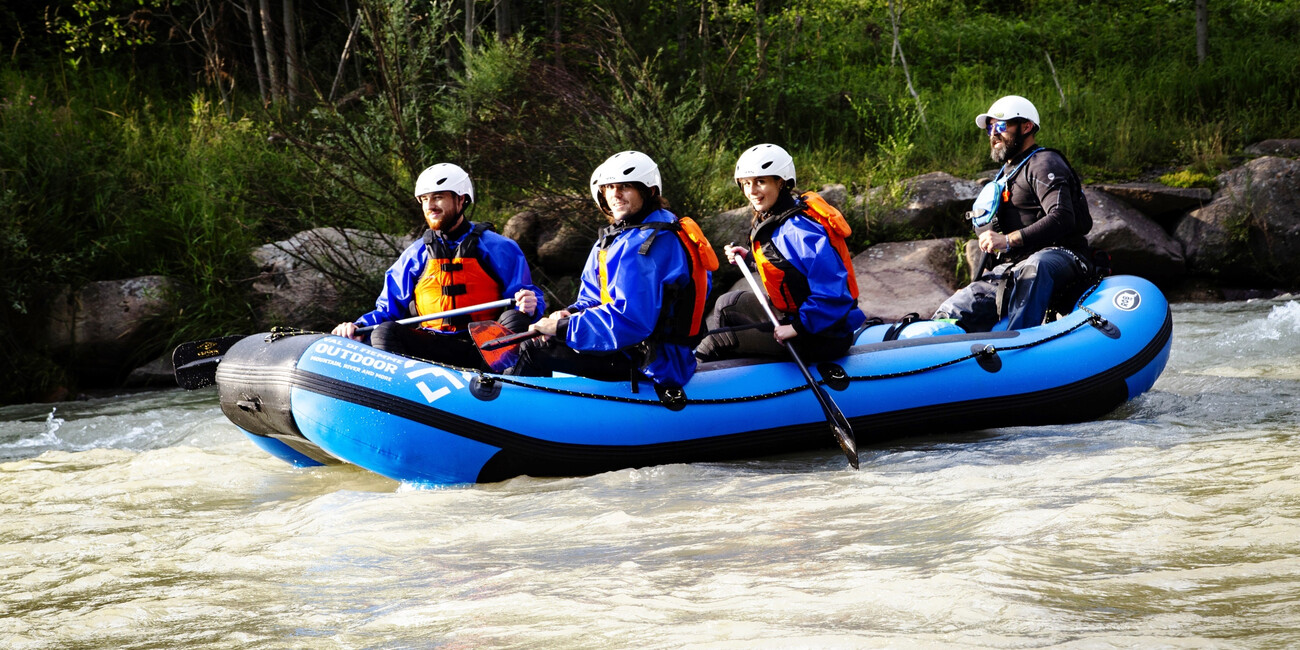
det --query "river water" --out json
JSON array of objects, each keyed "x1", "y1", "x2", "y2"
[{"x1": 2, "y1": 299, "x2": 1298, "y2": 649}]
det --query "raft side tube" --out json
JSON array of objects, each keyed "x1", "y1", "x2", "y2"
[{"x1": 217, "y1": 333, "x2": 343, "y2": 466}]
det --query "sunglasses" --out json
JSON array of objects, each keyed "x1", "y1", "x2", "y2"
[{"x1": 986, "y1": 119, "x2": 1020, "y2": 136}]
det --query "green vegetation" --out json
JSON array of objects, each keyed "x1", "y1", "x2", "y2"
[
  {"x1": 1160, "y1": 169, "x2": 1218, "y2": 189},
  {"x1": 2, "y1": 0, "x2": 1299, "y2": 402}
]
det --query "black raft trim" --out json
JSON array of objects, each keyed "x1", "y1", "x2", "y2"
[{"x1": 288, "y1": 306, "x2": 1172, "y2": 483}]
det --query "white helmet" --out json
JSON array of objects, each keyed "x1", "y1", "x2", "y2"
[
  {"x1": 975, "y1": 95, "x2": 1041, "y2": 133},
  {"x1": 414, "y1": 163, "x2": 474, "y2": 203},
  {"x1": 734, "y1": 143, "x2": 796, "y2": 186},
  {"x1": 589, "y1": 151, "x2": 662, "y2": 204}
]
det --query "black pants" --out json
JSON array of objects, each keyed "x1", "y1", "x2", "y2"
[
  {"x1": 932, "y1": 247, "x2": 1089, "y2": 332},
  {"x1": 508, "y1": 335, "x2": 637, "y2": 382},
  {"x1": 370, "y1": 309, "x2": 533, "y2": 370},
  {"x1": 694, "y1": 290, "x2": 853, "y2": 363}
]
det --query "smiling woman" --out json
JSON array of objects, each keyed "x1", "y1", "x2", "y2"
[{"x1": 508, "y1": 150, "x2": 711, "y2": 389}]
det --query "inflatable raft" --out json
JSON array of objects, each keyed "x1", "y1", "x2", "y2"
[{"x1": 216, "y1": 275, "x2": 1172, "y2": 485}]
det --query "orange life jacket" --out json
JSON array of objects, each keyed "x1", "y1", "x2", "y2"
[
  {"x1": 413, "y1": 223, "x2": 506, "y2": 333},
  {"x1": 597, "y1": 216, "x2": 718, "y2": 344},
  {"x1": 751, "y1": 191, "x2": 858, "y2": 315}
]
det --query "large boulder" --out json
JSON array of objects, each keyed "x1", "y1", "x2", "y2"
[
  {"x1": 860, "y1": 172, "x2": 980, "y2": 240},
  {"x1": 1174, "y1": 156, "x2": 1300, "y2": 284},
  {"x1": 503, "y1": 204, "x2": 598, "y2": 275},
  {"x1": 852, "y1": 238, "x2": 961, "y2": 321},
  {"x1": 40, "y1": 275, "x2": 187, "y2": 383},
  {"x1": 1083, "y1": 188, "x2": 1186, "y2": 282},
  {"x1": 1091, "y1": 182, "x2": 1212, "y2": 230},
  {"x1": 251, "y1": 227, "x2": 410, "y2": 330},
  {"x1": 700, "y1": 205, "x2": 750, "y2": 249},
  {"x1": 1244, "y1": 139, "x2": 1300, "y2": 157}
]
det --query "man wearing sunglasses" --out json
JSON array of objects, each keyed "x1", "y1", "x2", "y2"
[{"x1": 932, "y1": 95, "x2": 1094, "y2": 332}]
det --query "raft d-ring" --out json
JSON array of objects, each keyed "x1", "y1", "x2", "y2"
[
  {"x1": 971, "y1": 343, "x2": 1002, "y2": 373},
  {"x1": 655, "y1": 385, "x2": 688, "y2": 411},
  {"x1": 469, "y1": 375, "x2": 501, "y2": 401},
  {"x1": 817, "y1": 362, "x2": 851, "y2": 391},
  {"x1": 1090, "y1": 315, "x2": 1121, "y2": 339}
]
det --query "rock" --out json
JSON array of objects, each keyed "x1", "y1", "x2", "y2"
[
  {"x1": 1092, "y1": 182, "x2": 1213, "y2": 228},
  {"x1": 1083, "y1": 188, "x2": 1186, "y2": 281},
  {"x1": 535, "y1": 221, "x2": 597, "y2": 274},
  {"x1": 502, "y1": 210, "x2": 539, "y2": 256},
  {"x1": 500, "y1": 199, "x2": 600, "y2": 276},
  {"x1": 851, "y1": 238, "x2": 961, "y2": 321},
  {"x1": 1174, "y1": 156, "x2": 1300, "y2": 284},
  {"x1": 40, "y1": 275, "x2": 188, "y2": 383},
  {"x1": 814, "y1": 184, "x2": 848, "y2": 211},
  {"x1": 124, "y1": 354, "x2": 176, "y2": 388},
  {"x1": 1245, "y1": 139, "x2": 1300, "y2": 157},
  {"x1": 251, "y1": 227, "x2": 410, "y2": 330},
  {"x1": 862, "y1": 172, "x2": 980, "y2": 239},
  {"x1": 701, "y1": 205, "x2": 751, "y2": 249}
]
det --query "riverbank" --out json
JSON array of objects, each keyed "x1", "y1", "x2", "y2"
[{"x1": 15, "y1": 145, "x2": 1300, "y2": 403}]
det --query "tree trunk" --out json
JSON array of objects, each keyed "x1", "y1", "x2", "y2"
[
  {"x1": 888, "y1": 0, "x2": 925, "y2": 125},
  {"x1": 496, "y1": 0, "x2": 518, "y2": 39},
  {"x1": 551, "y1": 0, "x2": 564, "y2": 69},
  {"x1": 259, "y1": 0, "x2": 283, "y2": 102},
  {"x1": 465, "y1": 0, "x2": 475, "y2": 60},
  {"x1": 1196, "y1": 0, "x2": 1209, "y2": 64},
  {"x1": 330, "y1": 12, "x2": 362, "y2": 103},
  {"x1": 283, "y1": 0, "x2": 299, "y2": 105},
  {"x1": 755, "y1": 0, "x2": 766, "y2": 78},
  {"x1": 242, "y1": 0, "x2": 269, "y2": 104}
]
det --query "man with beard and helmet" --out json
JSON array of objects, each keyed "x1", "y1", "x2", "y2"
[
  {"x1": 508, "y1": 151, "x2": 713, "y2": 389},
  {"x1": 932, "y1": 95, "x2": 1094, "y2": 332},
  {"x1": 332, "y1": 162, "x2": 544, "y2": 369},
  {"x1": 695, "y1": 143, "x2": 867, "y2": 363}
]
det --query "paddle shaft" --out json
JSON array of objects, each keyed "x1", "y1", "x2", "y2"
[
  {"x1": 173, "y1": 298, "x2": 521, "y2": 390},
  {"x1": 356, "y1": 298, "x2": 516, "y2": 333},
  {"x1": 731, "y1": 249, "x2": 859, "y2": 469},
  {"x1": 479, "y1": 320, "x2": 773, "y2": 352}
]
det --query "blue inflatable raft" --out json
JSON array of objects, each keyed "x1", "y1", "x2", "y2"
[{"x1": 216, "y1": 275, "x2": 1172, "y2": 485}]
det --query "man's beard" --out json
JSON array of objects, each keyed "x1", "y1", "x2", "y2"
[
  {"x1": 990, "y1": 131, "x2": 1025, "y2": 164},
  {"x1": 426, "y1": 212, "x2": 461, "y2": 233}
]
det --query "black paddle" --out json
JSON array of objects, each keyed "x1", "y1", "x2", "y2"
[
  {"x1": 172, "y1": 298, "x2": 517, "y2": 390},
  {"x1": 732, "y1": 248, "x2": 859, "y2": 469}
]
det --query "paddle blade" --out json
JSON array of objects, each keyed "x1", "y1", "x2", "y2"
[
  {"x1": 172, "y1": 335, "x2": 245, "y2": 390},
  {"x1": 816, "y1": 384, "x2": 859, "y2": 469},
  {"x1": 468, "y1": 321, "x2": 525, "y2": 373}
]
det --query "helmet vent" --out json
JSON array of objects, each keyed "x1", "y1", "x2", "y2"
[
  {"x1": 761, "y1": 162, "x2": 773, "y2": 169},
  {"x1": 622, "y1": 166, "x2": 636, "y2": 175},
  {"x1": 436, "y1": 177, "x2": 449, "y2": 185}
]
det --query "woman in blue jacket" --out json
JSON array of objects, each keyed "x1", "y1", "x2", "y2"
[
  {"x1": 508, "y1": 151, "x2": 709, "y2": 388},
  {"x1": 696, "y1": 144, "x2": 867, "y2": 363}
]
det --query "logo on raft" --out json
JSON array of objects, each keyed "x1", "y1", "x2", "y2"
[
  {"x1": 1113, "y1": 289, "x2": 1141, "y2": 311},
  {"x1": 311, "y1": 341, "x2": 400, "y2": 374}
]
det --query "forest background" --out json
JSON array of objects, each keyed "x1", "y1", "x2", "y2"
[{"x1": 1, "y1": 0, "x2": 1298, "y2": 404}]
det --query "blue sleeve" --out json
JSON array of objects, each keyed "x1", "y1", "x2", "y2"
[
  {"x1": 565, "y1": 231, "x2": 689, "y2": 353},
  {"x1": 481, "y1": 232, "x2": 546, "y2": 323},
  {"x1": 773, "y1": 217, "x2": 860, "y2": 335},
  {"x1": 354, "y1": 240, "x2": 425, "y2": 327}
]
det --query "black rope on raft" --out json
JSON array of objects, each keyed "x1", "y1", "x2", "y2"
[{"x1": 475, "y1": 313, "x2": 1104, "y2": 407}]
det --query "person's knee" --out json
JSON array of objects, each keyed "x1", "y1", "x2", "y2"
[
  {"x1": 497, "y1": 308, "x2": 532, "y2": 334},
  {"x1": 369, "y1": 321, "x2": 403, "y2": 352}
]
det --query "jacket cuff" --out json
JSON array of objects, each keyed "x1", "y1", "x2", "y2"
[
  {"x1": 555, "y1": 316, "x2": 571, "y2": 340},
  {"x1": 790, "y1": 315, "x2": 811, "y2": 337}
]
